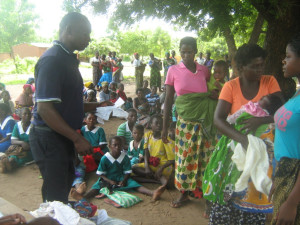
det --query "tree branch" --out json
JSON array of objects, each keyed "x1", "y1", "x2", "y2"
[{"x1": 248, "y1": 12, "x2": 264, "y2": 44}]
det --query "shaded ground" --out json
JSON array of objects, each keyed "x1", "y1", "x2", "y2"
[{"x1": 1, "y1": 81, "x2": 209, "y2": 225}]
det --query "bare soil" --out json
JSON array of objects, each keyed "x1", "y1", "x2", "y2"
[{"x1": 1, "y1": 81, "x2": 208, "y2": 225}]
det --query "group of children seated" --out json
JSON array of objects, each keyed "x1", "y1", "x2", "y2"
[{"x1": 71, "y1": 109, "x2": 177, "y2": 204}]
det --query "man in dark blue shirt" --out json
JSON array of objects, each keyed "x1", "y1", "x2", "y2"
[{"x1": 30, "y1": 12, "x2": 109, "y2": 203}]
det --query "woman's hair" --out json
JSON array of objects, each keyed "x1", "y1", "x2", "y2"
[
  {"x1": 214, "y1": 60, "x2": 230, "y2": 77},
  {"x1": 84, "y1": 111, "x2": 96, "y2": 118},
  {"x1": 234, "y1": 44, "x2": 266, "y2": 69},
  {"x1": 133, "y1": 124, "x2": 144, "y2": 133},
  {"x1": 179, "y1": 36, "x2": 197, "y2": 52},
  {"x1": 149, "y1": 114, "x2": 163, "y2": 125},
  {"x1": 118, "y1": 83, "x2": 124, "y2": 88},
  {"x1": 0, "y1": 90, "x2": 11, "y2": 100},
  {"x1": 264, "y1": 95, "x2": 283, "y2": 115},
  {"x1": 109, "y1": 136, "x2": 122, "y2": 145},
  {"x1": 0, "y1": 103, "x2": 10, "y2": 114},
  {"x1": 288, "y1": 33, "x2": 300, "y2": 57}
]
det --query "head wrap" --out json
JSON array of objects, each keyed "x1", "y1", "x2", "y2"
[
  {"x1": 23, "y1": 84, "x2": 32, "y2": 90},
  {"x1": 84, "y1": 81, "x2": 93, "y2": 88},
  {"x1": 101, "y1": 81, "x2": 109, "y2": 87},
  {"x1": 0, "y1": 83, "x2": 5, "y2": 90}
]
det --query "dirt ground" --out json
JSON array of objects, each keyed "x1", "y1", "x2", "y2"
[{"x1": 0, "y1": 81, "x2": 209, "y2": 225}]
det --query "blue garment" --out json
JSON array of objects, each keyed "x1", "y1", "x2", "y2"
[
  {"x1": 98, "y1": 72, "x2": 112, "y2": 87},
  {"x1": 274, "y1": 92, "x2": 300, "y2": 161},
  {"x1": 145, "y1": 93, "x2": 160, "y2": 106},
  {"x1": 80, "y1": 125, "x2": 108, "y2": 153},
  {"x1": 128, "y1": 139, "x2": 144, "y2": 166},
  {"x1": 0, "y1": 116, "x2": 15, "y2": 152},
  {"x1": 33, "y1": 41, "x2": 84, "y2": 130}
]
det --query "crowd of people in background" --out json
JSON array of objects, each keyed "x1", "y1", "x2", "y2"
[{"x1": 1, "y1": 12, "x2": 300, "y2": 225}]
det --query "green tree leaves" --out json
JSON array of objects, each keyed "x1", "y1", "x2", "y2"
[{"x1": 0, "y1": 0, "x2": 39, "y2": 53}]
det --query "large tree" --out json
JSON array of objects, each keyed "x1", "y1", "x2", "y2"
[
  {"x1": 89, "y1": 0, "x2": 299, "y2": 98},
  {"x1": 0, "y1": 0, "x2": 39, "y2": 53}
]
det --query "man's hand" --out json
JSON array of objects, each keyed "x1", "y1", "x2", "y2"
[{"x1": 74, "y1": 136, "x2": 93, "y2": 156}]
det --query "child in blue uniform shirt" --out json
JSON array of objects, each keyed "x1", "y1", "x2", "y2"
[{"x1": 128, "y1": 124, "x2": 144, "y2": 166}]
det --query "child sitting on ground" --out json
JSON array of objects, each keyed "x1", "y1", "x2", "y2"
[
  {"x1": 83, "y1": 82, "x2": 97, "y2": 101},
  {"x1": 72, "y1": 136, "x2": 164, "y2": 201},
  {"x1": 141, "y1": 80, "x2": 151, "y2": 96},
  {"x1": 207, "y1": 60, "x2": 229, "y2": 94},
  {"x1": 128, "y1": 124, "x2": 144, "y2": 167},
  {"x1": 117, "y1": 108, "x2": 137, "y2": 150},
  {"x1": 109, "y1": 91, "x2": 118, "y2": 104},
  {"x1": 0, "y1": 90, "x2": 14, "y2": 115},
  {"x1": 0, "y1": 108, "x2": 32, "y2": 173},
  {"x1": 116, "y1": 83, "x2": 127, "y2": 101},
  {"x1": 133, "y1": 115, "x2": 175, "y2": 197},
  {"x1": 81, "y1": 112, "x2": 109, "y2": 173},
  {"x1": 85, "y1": 89, "x2": 97, "y2": 103},
  {"x1": 146, "y1": 86, "x2": 160, "y2": 115},
  {"x1": 109, "y1": 82, "x2": 117, "y2": 92}
]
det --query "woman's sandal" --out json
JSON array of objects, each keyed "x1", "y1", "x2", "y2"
[
  {"x1": 170, "y1": 198, "x2": 190, "y2": 208},
  {"x1": 104, "y1": 199, "x2": 122, "y2": 208}
]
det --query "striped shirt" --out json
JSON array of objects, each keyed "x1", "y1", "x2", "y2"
[
  {"x1": 146, "y1": 93, "x2": 160, "y2": 106},
  {"x1": 117, "y1": 121, "x2": 133, "y2": 145}
]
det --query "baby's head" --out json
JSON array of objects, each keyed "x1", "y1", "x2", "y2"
[
  {"x1": 85, "y1": 112, "x2": 97, "y2": 128},
  {"x1": 110, "y1": 91, "x2": 117, "y2": 99},
  {"x1": 109, "y1": 136, "x2": 123, "y2": 156},
  {"x1": 132, "y1": 124, "x2": 144, "y2": 143},
  {"x1": 150, "y1": 114, "x2": 163, "y2": 133},
  {"x1": 259, "y1": 95, "x2": 283, "y2": 115},
  {"x1": 213, "y1": 60, "x2": 229, "y2": 83}
]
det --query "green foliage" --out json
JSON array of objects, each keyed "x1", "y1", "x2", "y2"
[
  {"x1": 80, "y1": 38, "x2": 120, "y2": 58},
  {"x1": 198, "y1": 36, "x2": 228, "y2": 60},
  {"x1": 62, "y1": 0, "x2": 90, "y2": 12},
  {"x1": 0, "y1": 0, "x2": 39, "y2": 53},
  {"x1": 0, "y1": 57, "x2": 38, "y2": 74}
]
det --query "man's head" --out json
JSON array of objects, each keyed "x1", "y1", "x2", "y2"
[{"x1": 59, "y1": 12, "x2": 91, "y2": 52}]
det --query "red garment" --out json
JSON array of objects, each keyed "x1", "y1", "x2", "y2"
[
  {"x1": 83, "y1": 147, "x2": 104, "y2": 172},
  {"x1": 117, "y1": 90, "x2": 127, "y2": 101},
  {"x1": 110, "y1": 98, "x2": 118, "y2": 103},
  {"x1": 149, "y1": 156, "x2": 160, "y2": 167}
]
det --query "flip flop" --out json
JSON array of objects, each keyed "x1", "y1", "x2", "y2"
[
  {"x1": 170, "y1": 198, "x2": 190, "y2": 208},
  {"x1": 95, "y1": 193, "x2": 106, "y2": 199},
  {"x1": 104, "y1": 198, "x2": 122, "y2": 208}
]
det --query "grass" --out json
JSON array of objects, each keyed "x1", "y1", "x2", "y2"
[{"x1": 4, "y1": 80, "x2": 28, "y2": 85}]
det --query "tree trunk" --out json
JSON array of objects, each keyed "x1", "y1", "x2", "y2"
[
  {"x1": 248, "y1": 12, "x2": 264, "y2": 44},
  {"x1": 259, "y1": 4, "x2": 300, "y2": 100},
  {"x1": 222, "y1": 25, "x2": 237, "y2": 59}
]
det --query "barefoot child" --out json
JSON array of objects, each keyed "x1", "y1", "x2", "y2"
[
  {"x1": 128, "y1": 124, "x2": 144, "y2": 166},
  {"x1": 74, "y1": 136, "x2": 162, "y2": 200},
  {"x1": 133, "y1": 115, "x2": 175, "y2": 198}
]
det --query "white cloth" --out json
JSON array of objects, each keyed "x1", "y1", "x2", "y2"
[
  {"x1": 231, "y1": 134, "x2": 272, "y2": 195},
  {"x1": 132, "y1": 59, "x2": 142, "y2": 67}
]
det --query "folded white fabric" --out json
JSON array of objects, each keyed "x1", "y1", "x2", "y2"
[{"x1": 231, "y1": 134, "x2": 272, "y2": 195}]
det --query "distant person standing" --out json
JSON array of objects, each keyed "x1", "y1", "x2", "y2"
[
  {"x1": 132, "y1": 53, "x2": 146, "y2": 90},
  {"x1": 163, "y1": 51, "x2": 175, "y2": 81},
  {"x1": 170, "y1": 50, "x2": 177, "y2": 65},
  {"x1": 30, "y1": 12, "x2": 110, "y2": 204},
  {"x1": 90, "y1": 51, "x2": 102, "y2": 87},
  {"x1": 204, "y1": 51, "x2": 214, "y2": 71},
  {"x1": 196, "y1": 52, "x2": 205, "y2": 65},
  {"x1": 148, "y1": 53, "x2": 162, "y2": 91}
]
